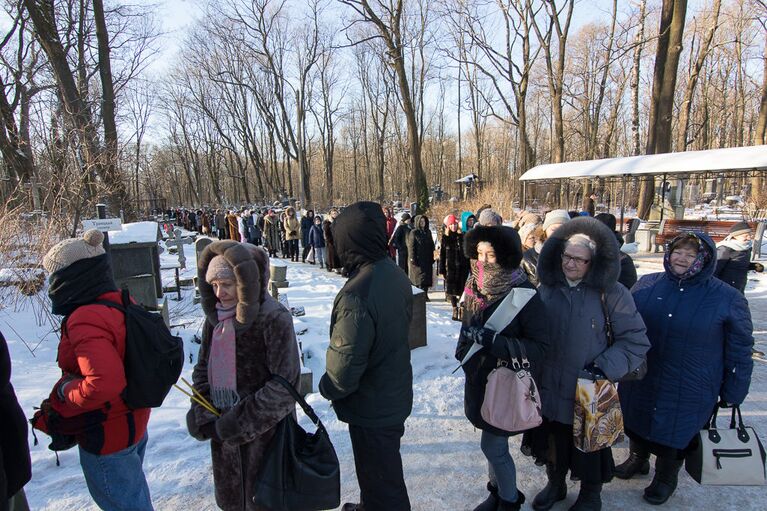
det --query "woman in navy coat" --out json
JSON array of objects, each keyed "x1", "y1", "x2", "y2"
[{"x1": 617, "y1": 232, "x2": 754, "y2": 506}]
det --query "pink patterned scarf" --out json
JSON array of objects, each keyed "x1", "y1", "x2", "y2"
[{"x1": 208, "y1": 303, "x2": 239, "y2": 410}]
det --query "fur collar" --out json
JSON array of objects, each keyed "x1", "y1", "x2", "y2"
[
  {"x1": 537, "y1": 217, "x2": 620, "y2": 291},
  {"x1": 197, "y1": 241, "x2": 270, "y2": 331}
]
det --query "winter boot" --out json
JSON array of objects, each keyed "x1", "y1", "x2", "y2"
[
  {"x1": 497, "y1": 490, "x2": 525, "y2": 511},
  {"x1": 643, "y1": 457, "x2": 683, "y2": 505},
  {"x1": 452, "y1": 306, "x2": 459, "y2": 321},
  {"x1": 340, "y1": 504, "x2": 364, "y2": 511},
  {"x1": 532, "y1": 464, "x2": 567, "y2": 511},
  {"x1": 614, "y1": 440, "x2": 651, "y2": 479},
  {"x1": 471, "y1": 482, "x2": 498, "y2": 511},
  {"x1": 568, "y1": 483, "x2": 601, "y2": 511}
]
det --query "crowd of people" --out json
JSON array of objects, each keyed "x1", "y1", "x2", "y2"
[{"x1": 2, "y1": 198, "x2": 761, "y2": 511}]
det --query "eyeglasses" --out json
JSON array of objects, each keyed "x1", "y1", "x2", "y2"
[{"x1": 561, "y1": 253, "x2": 591, "y2": 266}]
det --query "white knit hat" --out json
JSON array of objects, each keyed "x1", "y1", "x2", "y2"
[
  {"x1": 43, "y1": 229, "x2": 105, "y2": 274},
  {"x1": 543, "y1": 209, "x2": 571, "y2": 232}
]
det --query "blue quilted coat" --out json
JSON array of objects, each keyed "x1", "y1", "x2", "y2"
[{"x1": 619, "y1": 233, "x2": 754, "y2": 449}]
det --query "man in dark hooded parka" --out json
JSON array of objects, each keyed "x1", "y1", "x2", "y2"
[{"x1": 319, "y1": 201, "x2": 414, "y2": 511}]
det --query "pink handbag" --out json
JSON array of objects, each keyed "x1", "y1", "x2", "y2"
[{"x1": 480, "y1": 338, "x2": 543, "y2": 433}]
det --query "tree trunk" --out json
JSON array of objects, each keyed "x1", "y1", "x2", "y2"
[{"x1": 638, "y1": 0, "x2": 687, "y2": 219}]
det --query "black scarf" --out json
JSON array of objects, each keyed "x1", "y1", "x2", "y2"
[{"x1": 48, "y1": 254, "x2": 118, "y2": 316}]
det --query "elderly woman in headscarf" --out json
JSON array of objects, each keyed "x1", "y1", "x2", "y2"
[
  {"x1": 187, "y1": 241, "x2": 300, "y2": 510},
  {"x1": 525, "y1": 217, "x2": 649, "y2": 511},
  {"x1": 617, "y1": 232, "x2": 754, "y2": 506}
]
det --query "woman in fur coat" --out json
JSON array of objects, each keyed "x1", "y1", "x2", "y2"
[
  {"x1": 438, "y1": 214, "x2": 469, "y2": 320},
  {"x1": 407, "y1": 215, "x2": 436, "y2": 297},
  {"x1": 188, "y1": 241, "x2": 301, "y2": 511},
  {"x1": 323, "y1": 208, "x2": 341, "y2": 272},
  {"x1": 455, "y1": 226, "x2": 549, "y2": 511}
]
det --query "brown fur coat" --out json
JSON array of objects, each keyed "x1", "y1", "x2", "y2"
[{"x1": 189, "y1": 241, "x2": 300, "y2": 510}]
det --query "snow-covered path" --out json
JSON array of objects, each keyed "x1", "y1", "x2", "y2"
[{"x1": 3, "y1": 251, "x2": 767, "y2": 510}]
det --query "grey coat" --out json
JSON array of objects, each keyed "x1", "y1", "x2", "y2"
[{"x1": 536, "y1": 218, "x2": 650, "y2": 425}]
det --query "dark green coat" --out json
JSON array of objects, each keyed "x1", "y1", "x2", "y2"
[
  {"x1": 320, "y1": 257, "x2": 413, "y2": 427},
  {"x1": 319, "y1": 202, "x2": 414, "y2": 427}
]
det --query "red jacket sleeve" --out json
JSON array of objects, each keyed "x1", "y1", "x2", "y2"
[{"x1": 53, "y1": 310, "x2": 127, "y2": 418}]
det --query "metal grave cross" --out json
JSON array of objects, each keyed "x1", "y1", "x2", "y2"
[{"x1": 168, "y1": 229, "x2": 193, "y2": 269}]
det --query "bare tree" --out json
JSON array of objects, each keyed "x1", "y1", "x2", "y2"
[{"x1": 340, "y1": 0, "x2": 429, "y2": 210}]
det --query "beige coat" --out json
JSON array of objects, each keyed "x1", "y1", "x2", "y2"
[{"x1": 283, "y1": 207, "x2": 301, "y2": 241}]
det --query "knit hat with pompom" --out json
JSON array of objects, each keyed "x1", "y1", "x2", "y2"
[{"x1": 43, "y1": 229, "x2": 106, "y2": 274}]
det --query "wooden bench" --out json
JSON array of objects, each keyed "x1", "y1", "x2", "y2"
[{"x1": 654, "y1": 219, "x2": 759, "y2": 252}]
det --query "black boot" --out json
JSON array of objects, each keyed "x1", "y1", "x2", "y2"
[
  {"x1": 532, "y1": 464, "x2": 567, "y2": 511},
  {"x1": 498, "y1": 490, "x2": 525, "y2": 511},
  {"x1": 452, "y1": 306, "x2": 459, "y2": 321},
  {"x1": 614, "y1": 440, "x2": 650, "y2": 479},
  {"x1": 643, "y1": 457, "x2": 683, "y2": 505},
  {"x1": 568, "y1": 482, "x2": 601, "y2": 511},
  {"x1": 471, "y1": 482, "x2": 498, "y2": 511}
]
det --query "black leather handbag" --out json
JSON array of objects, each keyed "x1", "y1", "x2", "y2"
[{"x1": 253, "y1": 375, "x2": 340, "y2": 511}]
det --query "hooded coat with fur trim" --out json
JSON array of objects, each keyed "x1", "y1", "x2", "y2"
[
  {"x1": 619, "y1": 233, "x2": 754, "y2": 449},
  {"x1": 536, "y1": 217, "x2": 650, "y2": 425},
  {"x1": 189, "y1": 241, "x2": 300, "y2": 511},
  {"x1": 407, "y1": 215, "x2": 436, "y2": 288}
]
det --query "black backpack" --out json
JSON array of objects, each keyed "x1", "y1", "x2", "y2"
[{"x1": 91, "y1": 289, "x2": 184, "y2": 409}]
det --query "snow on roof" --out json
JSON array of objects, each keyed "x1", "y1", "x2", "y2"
[
  {"x1": 108, "y1": 221, "x2": 161, "y2": 244},
  {"x1": 455, "y1": 173, "x2": 479, "y2": 183},
  {"x1": 519, "y1": 145, "x2": 767, "y2": 181}
]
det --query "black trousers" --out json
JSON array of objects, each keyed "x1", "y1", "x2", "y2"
[{"x1": 348, "y1": 423, "x2": 410, "y2": 511}]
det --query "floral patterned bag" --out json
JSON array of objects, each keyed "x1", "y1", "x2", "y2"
[{"x1": 573, "y1": 376, "x2": 624, "y2": 453}]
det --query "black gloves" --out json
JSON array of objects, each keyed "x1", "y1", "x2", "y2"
[{"x1": 460, "y1": 325, "x2": 497, "y2": 347}]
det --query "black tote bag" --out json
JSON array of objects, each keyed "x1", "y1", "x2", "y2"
[{"x1": 253, "y1": 375, "x2": 340, "y2": 511}]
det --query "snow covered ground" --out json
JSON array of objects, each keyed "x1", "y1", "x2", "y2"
[{"x1": 3, "y1": 242, "x2": 767, "y2": 511}]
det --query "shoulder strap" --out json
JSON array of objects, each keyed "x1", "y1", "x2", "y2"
[
  {"x1": 270, "y1": 374, "x2": 324, "y2": 430},
  {"x1": 600, "y1": 292, "x2": 615, "y2": 347}
]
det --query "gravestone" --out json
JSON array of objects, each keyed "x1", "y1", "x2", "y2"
[
  {"x1": 191, "y1": 237, "x2": 214, "y2": 304},
  {"x1": 409, "y1": 286, "x2": 427, "y2": 349},
  {"x1": 108, "y1": 222, "x2": 163, "y2": 308},
  {"x1": 269, "y1": 259, "x2": 289, "y2": 299}
]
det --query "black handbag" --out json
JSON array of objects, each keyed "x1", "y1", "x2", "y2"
[
  {"x1": 253, "y1": 375, "x2": 340, "y2": 511},
  {"x1": 601, "y1": 292, "x2": 647, "y2": 382}
]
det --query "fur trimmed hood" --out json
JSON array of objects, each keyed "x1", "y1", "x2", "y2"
[
  {"x1": 537, "y1": 217, "x2": 620, "y2": 290},
  {"x1": 197, "y1": 241, "x2": 270, "y2": 330},
  {"x1": 463, "y1": 225, "x2": 523, "y2": 269}
]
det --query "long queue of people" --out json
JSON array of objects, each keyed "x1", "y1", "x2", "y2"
[{"x1": 2, "y1": 201, "x2": 759, "y2": 511}]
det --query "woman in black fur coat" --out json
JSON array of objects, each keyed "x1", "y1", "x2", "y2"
[{"x1": 438, "y1": 214, "x2": 470, "y2": 320}]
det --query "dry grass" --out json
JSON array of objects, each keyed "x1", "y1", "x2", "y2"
[{"x1": 429, "y1": 188, "x2": 519, "y2": 227}]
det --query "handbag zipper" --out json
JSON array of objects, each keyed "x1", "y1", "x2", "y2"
[{"x1": 712, "y1": 448, "x2": 752, "y2": 469}]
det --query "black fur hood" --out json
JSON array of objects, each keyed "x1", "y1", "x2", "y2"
[
  {"x1": 537, "y1": 217, "x2": 620, "y2": 290},
  {"x1": 463, "y1": 225, "x2": 523, "y2": 269}
]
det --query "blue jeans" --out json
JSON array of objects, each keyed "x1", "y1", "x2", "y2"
[
  {"x1": 480, "y1": 430, "x2": 518, "y2": 502},
  {"x1": 79, "y1": 433, "x2": 153, "y2": 511}
]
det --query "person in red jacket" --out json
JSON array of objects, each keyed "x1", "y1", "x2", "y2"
[
  {"x1": 384, "y1": 206, "x2": 397, "y2": 260},
  {"x1": 36, "y1": 229, "x2": 153, "y2": 511}
]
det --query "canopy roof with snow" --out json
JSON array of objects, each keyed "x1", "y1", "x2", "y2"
[{"x1": 519, "y1": 145, "x2": 767, "y2": 181}]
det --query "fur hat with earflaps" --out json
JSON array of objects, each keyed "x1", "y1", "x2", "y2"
[{"x1": 43, "y1": 229, "x2": 106, "y2": 274}]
